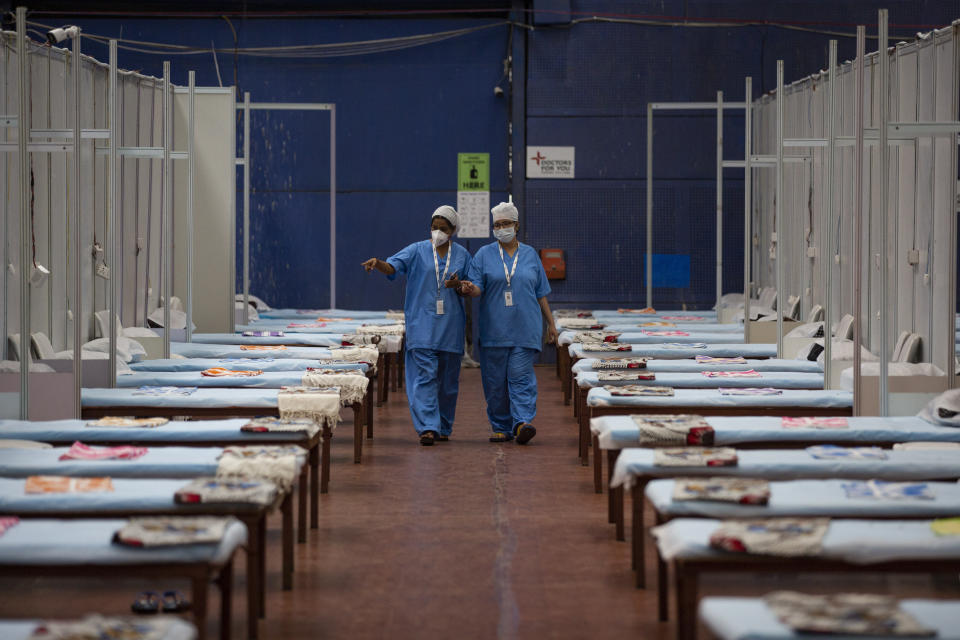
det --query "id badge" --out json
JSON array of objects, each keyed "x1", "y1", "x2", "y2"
[
  {"x1": 504, "y1": 291, "x2": 513, "y2": 307},
  {"x1": 436, "y1": 298, "x2": 445, "y2": 315}
]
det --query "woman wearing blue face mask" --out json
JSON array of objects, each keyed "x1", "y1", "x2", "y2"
[
  {"x1": 458, "y1": 202, "x2": 558, "y2": 444},
  {"x1": 362, "y1": 205, "x2": 472, "y2": 446}
]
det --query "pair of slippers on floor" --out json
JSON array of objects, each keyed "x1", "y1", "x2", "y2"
[{"x1": 132, "y1": 590, "x2": 190, "y2": 614}]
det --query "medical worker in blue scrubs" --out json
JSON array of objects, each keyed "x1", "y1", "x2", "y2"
[
  {"x1": 458, "y1": 202, "x2": 558, "y2": 444},
  {"x1": 362, "y1": 206, "x2": 471, "y2": 446}
]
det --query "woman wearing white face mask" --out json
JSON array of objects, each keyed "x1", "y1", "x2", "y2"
[
  {"x1": 362, "y1": 206, "x2": 472, "y2": 446},
  {"x1": 458, "y1": 202, "x2": 558, "y2": 444}
]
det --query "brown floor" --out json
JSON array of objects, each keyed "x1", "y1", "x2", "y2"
[{"x1": 2, "y1": 366, "x2": 958, "y2": 639}]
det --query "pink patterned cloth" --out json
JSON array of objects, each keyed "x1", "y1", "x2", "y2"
[
  {"x1": 643, "y1": 330, "x2": 690, "y2": 337},
  {"x1": 0, "y1": 517, "x2": 19, "y2": 537},
  {"x1": 701, "y1": 370, "x2": 761, "y2": 378},
  {"x1": 288, "y1": 322, "x2": 327, "y2": 328},
  {"x1": 782, "y1": 416, "x2": 849, "y2": 429},
  {"x1": 58, "y1": 441, "x2": 148, "y2": 461}
]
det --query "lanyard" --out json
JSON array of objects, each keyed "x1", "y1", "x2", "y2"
[
  {"x1": 497, "y1": 243, "x2": 519, "y2": 288},
  {"x1": 432, "y1": 243, "x2": 451, "y2": 293}
]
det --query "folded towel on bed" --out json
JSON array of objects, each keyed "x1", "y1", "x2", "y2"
[
  {"x1": 617, "y1": 307, "x2": 656, "y2": 314},
  {"x1": 709, "y1": 518, "x2": 830, "y2": 556},
  {"x1": 325, "y1": 346, "x2": 379, "y2": 363},
  {"x1": 217, "y1": 445, "x2": 301, "y2": 491},
  {"x1": 763, "y1": 591, "x2": 935, "y2": 637},
  {"x1": 28, "y1": 615, "x2": 182, "y2": 640},
  {"x1": 807, "y1": 445, "x2": 887, "y2": 460},
  {"x1": 664, "y1": 342, "x2": 707, "y2": 349},
  {"x1": 719, "y1": 387, "x2": 782, "y2": 395},
  {"x1": 240, "y1": 345, "x2": 287, "y2": 351},
  {"x1": 113, "y1": 516, "x2": 233, "y2": 547},
  {"x1": 782, "y1": 416, "x2": 848, "y2": 429},
  {"x1": 631, "y1": 415, "x2": 714, "y2": 445},
  {"x1": 59, "y1": 442, "x2": 148, "y2": 461},
  {"x1": 638, "y1": 321, "x2": 676, "y2": 327},
  {"x1": 277, "y1": 386, "x2": 342, "y2": 427},
  {"x1": 301, "y1": 369, "x2": 369, "y2": 404},
  {"x1": 695, "y1": 355, "x2": 748, "y2": 364},
  {"x1": 242, "y1": 330, "x2": 284, "y2": 337},
  {"x1": 597, "y1": 371, "x2": 656, "y2": 382},
  {"x1": 201, "y1": 367, "x2": 263, "y2": 377},
  {"x1": 643, "y1": 330, "x2": 691, "y2": 337},
  {"x1": 241, "y1": 417, "x2": 320, "y2": 436},
  {"x1": 653, "y1": 447, "x2": 737, "y2": 467},
  {"x1": 592, "y1": 357, "x2": 648, "y2": 370},
  {"x1": 673, "y1": 477, "x2": 770, "y2": 505},
  {"x1": 604, "y1": 384, "x2": 673, "y2": 396},
  {"x1": 86, "y1": 417, "x2": 169, "y2": 428},
  {"x1": 557, "y1": 319, "x2": 606, "y2": 330},
  {"x1": 572, "y1": 331, "x2": 621, "y2": 343},
  {"x1": 702, "y1": 369, "x2": 761, "y2": 378},
  {"x1": 584, "y1": 343, "x2": 632, "y2": 352},
  {"x1": 842, "y1": 480, "x2": 933, "y2": 500},
  {"x1": 554, "y1": 309, "x2": 593, "y2": 318},
  {"x1": 25, "y1": 475, "x2": 114, "y2": 493},
  {"x1": 175, "y1": 477, "x2": 278, "y2": 505},
  {"x1": 340, "y1": 334, "x2": 381, "y2": 347},
  {"x1": 357, "y1": 324, "x2": 405, "y2": 336}
]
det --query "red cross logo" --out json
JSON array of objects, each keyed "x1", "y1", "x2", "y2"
[{"x1": 531, "y1": 151, "x2": 545, "y2": 165}]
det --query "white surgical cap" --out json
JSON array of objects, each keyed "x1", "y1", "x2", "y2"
[
  {"x1": 432, "y1": 205, "x2": 459, "y2": 230},
  {"x1": 491, "y1": 202, "x2": 518, "y2": 222}
]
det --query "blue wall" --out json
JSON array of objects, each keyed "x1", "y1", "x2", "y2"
[{"x1": 57, "y1": 0, "x2": 960, "y2": 312}]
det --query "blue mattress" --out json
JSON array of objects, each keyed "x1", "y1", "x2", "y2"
[
  {"x1": 592, "y1": 415, "x2": 960, "y2": 449},
  {"x1": 699, "y1": 598, "x2": 960, "y2": 640},
  {"x1": 572, "y1": 358, "x2": 822, "y2": 374},
  {"x1": 259, "y1": 309, "x2": 394, "y2": 320},
  {"x1": 591, "y1": 310, "x2": 718, "y2": 319},
  {"x1": 558, "y1": 324, "x2": 741, "y2": 341},
  {"x1": 0, "y1": 620, "x2": 197, "y2": 640},
  {"x1": 570, "y1": 343, "x2": 776, "y2": 360},
  {"x1": 610, "y1": 448, "x2": 960, "y2": 489},
  {"x1": 0, "y1": 477, "x2": 206, "y2": 512},
  {"x1": 131, "y1": 358, "x2": 367, "y2": 373},
  {"x1": 189, "y1": 333, "x2": 344, "y2": 347},
  {"x1": 170, "y1": 343, "x2": 348, "y2": 360},
  {"x1": 0, "y1": 518, "x2": 246, "y2": 565},
  {"x1": 83, "y1": 388, "x2": 280, "y2": 409},
  {"x1": 118, "y1": 371, "x2": 307, "y2": 388},
  {"x1": 238, "y1": 322, "x2": 378, "y2": 334},
  {"x1": 653, "y1": 517, "x2": 960, "y2": 564},
  {"x1": 646, "y1": 478, "x2": 960, "y2": 518},
  {"x1": 576, "y1": 371, "x2": 823, "y2": 390},
  {"x1": 0, "y1": 418, "x2": 312, "y2": 445},
  {"x1": 587, "y1": 387, "x2": 852, "y2": 409},
  {"x1": 596, "y1": 332, "x2": 745, "y2": 345}
]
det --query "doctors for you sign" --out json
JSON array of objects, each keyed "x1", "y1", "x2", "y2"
[{"x1": 526, "y1": 146, "x2": 575, "y2": 179}]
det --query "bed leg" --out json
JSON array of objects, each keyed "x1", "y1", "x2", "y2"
[
  {"x1": 632, "y1": 488, "x2": 644, "y2": 584},
  {"x1": 614, "y1": 485, "x2": 625, "y2": 541},
  {"x1": 390, "y1": 352, "x2": 398, "y2": 393},
  {"x1": 282, "y1": 494, "x2": 294, "y2": 590},
  {"x1": 353, "y1": 403, "x2": 363, "y2": 464},
  {"x1": 319, "y1": 428, "x2": 331, "y2": 495},
  {"x1": 297, "y1": 466, "x2": 307, "y2": 543},
  {"x1": 398, "y1": 342, "x2": 405, "y2": 388},
  {"x1": 563, "y1": 365, "x2": 571, "y2": 406},
  {"x1": 365, "y1": 380, "x2": 374, "y2": 438},
  {"x1": 555, "y1": 343, "x2": 561, "y2": 378},
  {"x1": 257, "y1": 517, "x2": 267, "y2": 616},
  {"x1": 593, "y1": 435, "x2": 603, "y2": 494},
  {"x1": 579, "y1": 410, "x2": 590, "y2": 466},
  {"x1": 607, "y1": 450, "x2": 617, "y2": 523},
  {"x1": 239, "y1": 516, "x2": 261, "y2": 626},
  {"x1": 675, "y1": 564, "x2": 698, "y2": 640},
  {"x1": 658, "y1": 546, "x2": 669, "y2": 621},
  {"x1": 192, "y1": 574, "x2": 209, "y2": 640},
  {"x1": 376, "y1": 355, "x2": 386, "y2": 406},
  {"x1": 217, "y1": 560, "x2": 233, "y2": 640}
]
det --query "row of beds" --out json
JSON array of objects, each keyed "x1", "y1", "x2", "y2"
[
  {"x1": 0, "y1": 307, "x2": 407, "y2": 640},
  {"x1": 551, "y1": 308, "x2": 960, "y2": 640}
]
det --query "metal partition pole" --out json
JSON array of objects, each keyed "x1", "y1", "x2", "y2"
[
  {"x1": 329, "y1": 104, "x2": 336, "y2": 310},
  {"x1": 878, "y1": 10, "x2": 890, "y2": 415},
  {"x1": 71, "y1": 29, "x2": 82, "y2": 415},
  {"x1": 743, "y1": 78, "x2": 752, "y2": 342},
  {"x1": 186, "y1": 71, "x2": 195, "y2": 341},
  {"x1": 853, "y1": 27, "x2": 866, "y2": 416},
  {"x1": 162, "y1": 62, "x2": 171, "y2": 358},
  {"x1": 949, "y1": 22, "x2": 960, "y2": 386},
  {"x1": 646, "y1": 103, "x2": 653, "y2": 308},
  {"x1": 242, "y1": 92, "x2": 250, "y2": 325},
  {"x1": 107, "y1": 41, "x2": 118, "y2": 387},
  {"x1": 775, "y1": 61, "x2": 785, "y2": 358},
  {"x1": 715, "y1": 91, "x2": 723, "y2": 310},
  {"x1": 16, "y1": 6, "x2": 29, "y2": 418},
  {"x1": 823, "y1": 41, "x2": 838, "y2": 388}
]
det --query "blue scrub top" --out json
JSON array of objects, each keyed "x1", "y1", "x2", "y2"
[
  {"x1": 466, "y1": 242, "x2": 551, "y2": 351},
  {"x1": 387, "y1": 239, "x2": 471, "y2": 354}
]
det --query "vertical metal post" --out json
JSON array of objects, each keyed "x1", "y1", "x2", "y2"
[
  {"x1": 71, "y1": 28, "x2": 82, "y2": 415},
  {"x1": 16, "y1": 6, "x2": 29, "y2": 418},
  {"x1": 743, "y1": 78, "x2": 752, "y2": 342},
  {"x1": 775, "y1": 61, "x2": 785, "y2": 358},
  {"x1": 853, "y1": 27, "x2": 866, "y2": 415},
  {"x1": 107, "y1": 40, "x2": 118, "y2": 387},
  {"x1": 162, "y1": 62, "x2": 171, "y2": 358},
  {"x1": 645, "y1": 103, "x2": 653, "y2": 308},
  {"x1": 329, "y1": 104, "x2": 336, "y2": 310},
  {"x1": 823, "y1": 40, "x2": 838, "y2": 389},
  {"x1": 878, "y1": 10, "x2": 890, "y2": 415},
  {"x1": 242, "y1": 92, "x2": 250, "y2": 325},
  {"x1": 715, "y1": 91, "x2": 723, "y2": 311},
  {"x1": 948, "y1": 18, "x2": 959, "y2": 387},
  {"x1": 186, "y1": 71, "x2": 195, "y2": 341}
]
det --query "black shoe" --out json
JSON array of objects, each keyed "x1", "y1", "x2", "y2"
[
  {"x1": 437, "y1": 434, "x2": 449, "y2": 442},
  {"x1": 515, "y1": 423, "x2": 537, "y2": 445},
  {"x1": 489, "y1": 432, "x2": 514, "y2": 443},
  {"x1": 419, "y1": 431, "x2": 437, "y2": 446}
]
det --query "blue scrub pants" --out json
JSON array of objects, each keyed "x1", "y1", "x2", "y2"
[
  {"x1": 404, "y1": 348, "x2": 462, "y2": 436},
  {"x1": 479, "y1": 346, "x2": 539, "y2": 435}
]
